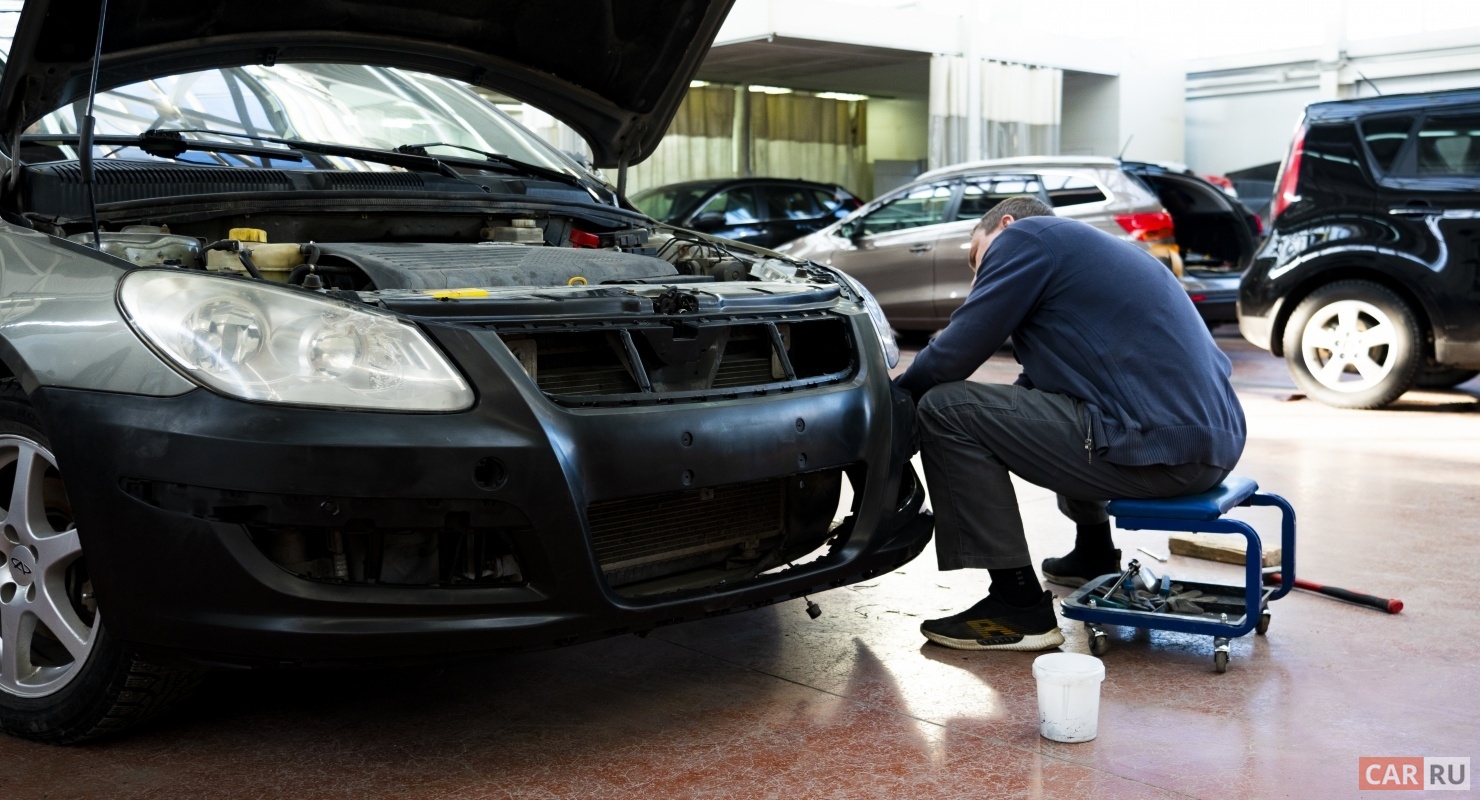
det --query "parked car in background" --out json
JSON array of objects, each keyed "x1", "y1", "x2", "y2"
[
  {"x1": 777, "y1": 156, "x2": 1258, "y2": 333},
  {"x1": 632, "y1": 178, "x2": 861, "y2": 249},
  {"x1": 0, "y1": 0, "x2": 932, "y2": 743},
  {"x1": 1238, "y1": 89, "x2": 1480, "y2": 408}
]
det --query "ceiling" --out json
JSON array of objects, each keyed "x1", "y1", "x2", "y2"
[{"x1": 696, "y1": 36, "x2": 930, "y2": 98}]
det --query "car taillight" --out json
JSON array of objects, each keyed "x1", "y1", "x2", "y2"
[
  {"x1": 1271, "y1": 124, "x2": 1306, "y2": 220},
  {"x1": 1114, "y1": 212, "x2": 1175, "y2": 242}
]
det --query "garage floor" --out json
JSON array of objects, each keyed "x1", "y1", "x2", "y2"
[{"x1": 15, "y1": 332, "x2": 1480, "y2": 799}]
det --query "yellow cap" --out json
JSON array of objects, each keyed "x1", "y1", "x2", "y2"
[{"x1": 228, "y1": 227, "x2": 268, "y2": 243}]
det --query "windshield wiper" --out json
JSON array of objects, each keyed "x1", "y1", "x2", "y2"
[
  {"x1": 138, "y1": 128, "x2": 485, "y2": 183},
  {"x1": 21, "y1": 130, "x2": 306, "y2": 164},
  {"x1": 394, "y1": 141, "x2": 593, "y2": 191}
]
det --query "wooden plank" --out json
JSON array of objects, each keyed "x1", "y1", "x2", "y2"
[{"x1": 1168, "y1": 532, "x2": 1281, "y2": 567}]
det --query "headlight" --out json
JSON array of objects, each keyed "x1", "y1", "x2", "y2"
[
  {"x1": 119, "y1": 271, "x2": 473, "y2": 412},
  {"x1": 826, "y1": 267, "x2": 899, "y2": 369}
]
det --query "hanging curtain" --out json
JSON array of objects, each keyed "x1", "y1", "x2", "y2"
[
  {"x1": 751, "y1": 93, "x2": 870, "y2": 198},
  {"x1": 928, "y1": 55, "x2": 970, "y2": 170},
  {"x1": 929, "y1": 56, "x2": 1062, "y2": 169},
  {"x1": 982, "y1": 61, "x2": 1062, "y2": 159},
  {"x1": 626, "y1": 85, "x2": 737, "y2": 195}
]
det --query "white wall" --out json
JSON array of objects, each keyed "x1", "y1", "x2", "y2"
[
  {"x1": 1060, "y1": 71, "x2": 1119, "y2": 157},
  {"x1": 1185, "y1": 88, "x2": 1316, "y2": 176},
  {"x1": 1117, "y1": 62, "x2": 1186, "y2": 164}
]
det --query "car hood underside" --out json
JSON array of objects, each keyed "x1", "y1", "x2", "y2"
[{"x1": 0, "y1": 0, "x2": 733, "y2": 168}]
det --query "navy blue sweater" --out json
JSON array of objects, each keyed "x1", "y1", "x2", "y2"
[{"x1": 896, "y1": 216, "x2": 1245, "y2": 469}]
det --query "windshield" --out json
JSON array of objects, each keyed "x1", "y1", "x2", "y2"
[
  {"x1": 27, "y1": 63, "x2": 577, "y2": 174},
  {"x1": 630, "y1": 185, "x2": 718, "y2": 221}
]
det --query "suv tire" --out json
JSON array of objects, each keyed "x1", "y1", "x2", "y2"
[
  {"x1": 0, "y1": 381, "x2": 201, "y2": 743},
  {"x1": 1282, "y1": 281, "x2": 1422, "y2": 409}
]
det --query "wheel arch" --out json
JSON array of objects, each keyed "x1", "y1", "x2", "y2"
[{"x1": 1270, "y1": 262, "x2": 1437, "y2": 359}]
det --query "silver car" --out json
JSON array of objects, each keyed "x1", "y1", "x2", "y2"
[{"x1": 779, "y1": 156, "x2": 1257, "y2": 333}]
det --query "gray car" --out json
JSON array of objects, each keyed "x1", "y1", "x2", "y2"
[{"x1": 778, "y1": 157, "x2": 1257, "y2": 333}]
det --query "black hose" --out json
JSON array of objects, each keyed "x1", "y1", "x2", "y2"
[
  {"x1": 235, "y1": 248, "x2": 264, "y2": 280},
  {"x1": 287, "y1": 263, "x2": 353, "y2": 286}
]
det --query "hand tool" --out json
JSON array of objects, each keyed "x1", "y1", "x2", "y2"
[
  {"x1": 1137, "y1": 546, "x2": 1168, "y2": 563},
  {"x1": 1263, "y1": 572, "x2": 1402, "y2": 614}
]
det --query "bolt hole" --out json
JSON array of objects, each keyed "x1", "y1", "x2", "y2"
[
  {"x1": 0, "y1": 583, "x2": 13, "y2": 603},
  {"x1": 681, "y1": 469, "x2": 695, "y2": 486},
  {"x1": 2, "y1": 525, "x2": 16, "y2": 544},
  {"x1": 473, "y1": 458, "x2": 507, "y2": 491},
  {"x1": 680, "y1": 431, "x2": 693, "y2": 447}
]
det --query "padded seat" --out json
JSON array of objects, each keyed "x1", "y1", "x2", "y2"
[{"x1": 1106, "y1": 475, "x2": 1259, "y2": 521}]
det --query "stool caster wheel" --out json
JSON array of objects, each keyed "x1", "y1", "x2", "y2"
[
  {"x1": 1088, "y1": 626, "x2": 1110, "y2": 656},
  {"x1": 1256, "y1": 611, "x2": 1271, "y2": 636},
  {"x1": 1213, "y1": 637, "x2": 1231, "y2": 673}
]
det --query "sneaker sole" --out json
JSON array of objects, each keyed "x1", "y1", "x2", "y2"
[{"x1": 921, "y1": 627, "x2": 1067, "y2": 652}]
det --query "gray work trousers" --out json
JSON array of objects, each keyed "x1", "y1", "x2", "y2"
[{"x1": 916, "y1": 381, "x2": 1229, "y2": 571}]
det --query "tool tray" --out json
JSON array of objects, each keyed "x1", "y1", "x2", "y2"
[{"x1": 1061, "y1": 574, "x2": 1278, "y2": 635}]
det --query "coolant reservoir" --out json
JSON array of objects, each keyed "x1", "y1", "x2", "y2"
[
  {"x1": 68, "y1": 228, "x2": 201, "y2": 267},
  {"x1": 205, "y1": 228, "x2": 302, "y2": 282}
]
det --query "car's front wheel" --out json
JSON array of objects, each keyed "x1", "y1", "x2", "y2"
[
  {"x1": 1282, "y1": 281, "x2": 1422, "y2": 409},
  {"x1": 0, "y1": 381, "x2": 200, "y2": 743}
]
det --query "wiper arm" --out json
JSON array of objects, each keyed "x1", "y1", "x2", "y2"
[
  {"x1": 140, "y1": 128, "x2": 473, "y2": 182},
  {"x1": 21, "y1": 130, "x2": 305, "y2": 164},
  {"x1": 396, "y1": 141, "x2": 601, "y2": 195}
]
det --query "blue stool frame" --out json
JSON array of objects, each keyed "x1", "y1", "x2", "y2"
[{"x1": 1059, "y1": 476, "x2": 1296, "y2": 671}]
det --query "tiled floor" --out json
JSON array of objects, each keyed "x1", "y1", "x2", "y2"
[{"x1": 12, "y1": 332, "x2": 1480, "y2": 799}]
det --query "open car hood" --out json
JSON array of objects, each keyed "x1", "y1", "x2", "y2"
[{"x1": 0, "y1": 0, "x2": 731, "y2": 168}]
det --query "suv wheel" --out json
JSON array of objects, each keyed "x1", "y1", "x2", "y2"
[
  {"x1": 1282, "y1": 281, "x2": 1421, "y2": 409},
  {"x1": 0, "y1": 381, "x2": 200, "y2": 743}
]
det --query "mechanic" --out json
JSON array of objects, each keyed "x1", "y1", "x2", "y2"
[{"x1": 894, "y1": 196, "x2": 1246, "y2": 652}]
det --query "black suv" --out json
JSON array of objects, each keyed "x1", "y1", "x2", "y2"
[{"x1": 1239, "y1": 90, "x2": 1480, "y2": 408}]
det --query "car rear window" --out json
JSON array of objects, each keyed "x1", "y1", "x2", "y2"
[
  {"x1": 1414, "y1": 111, "x2": 1480, "y2": 177},
  {"x1": 1360, "y1": 115, "x2": 1417, "y2": 174},
  {"x1": 956, "y1": 176, "x2": 1042, "y2": 220},
  {"x1": 1044, "y1": 174, "x2": 1109, "y2": 207},
  {"x1": 695, "y1": 187, "x2": 762, "y2": 224},
  {"x1": 765, "y1": 187, "x2": 821, "y2": 220}
]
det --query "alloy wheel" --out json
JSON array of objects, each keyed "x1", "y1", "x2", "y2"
[
  {"x1": 1299, "y1": 299, "x2": 1398, "y2": 393},
  {"x1": 0, "y1": 435, "x2": 96, "y2": 698}
]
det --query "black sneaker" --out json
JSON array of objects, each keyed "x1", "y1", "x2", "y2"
[
  {"x1": 920, "y1": 591, "x2": 1065, "y2": 651},
  {"x1": 1041, "y1": 548, "x2": 1122, "y2": 588}
]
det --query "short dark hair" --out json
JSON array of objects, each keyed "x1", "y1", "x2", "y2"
[{"x1": 975, "y1": 195, "x2": 1054, "y2": 234}]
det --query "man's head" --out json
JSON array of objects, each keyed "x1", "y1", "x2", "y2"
[{"x1": 968, "y1": 195, "x2": 1055, "y2": 272}]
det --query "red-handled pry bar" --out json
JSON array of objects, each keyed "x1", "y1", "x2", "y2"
[{"x1": 1263, "y1": 573, "x2": 1403, "y2": 614}]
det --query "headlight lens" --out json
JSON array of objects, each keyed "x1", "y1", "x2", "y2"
[
  {"x1": 119, "y1": 271, "x2": 473, "y2": 411},
  {"x1": 827, "y1": 268, "x2": 899, "y2": 368}
]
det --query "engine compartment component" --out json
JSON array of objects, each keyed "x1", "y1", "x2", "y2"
[
  {"x1": 313, "y1": 242, "x2": 678, "y2": 290},
  {"x1": 65, "y1": 225, "x2": 199, "y2": 266}
]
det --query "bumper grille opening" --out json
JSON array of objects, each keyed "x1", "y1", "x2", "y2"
[
  {"x1": 588, "y1": 469, "x2": 845, "y2": 597},
  {"x1": 499, "y1": 315, "x2": 854, "y2": 406}
]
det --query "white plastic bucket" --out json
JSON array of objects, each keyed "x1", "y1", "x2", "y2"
[{"x1": 1032, "y1": 652, "x2": 1106, "y2": 742}]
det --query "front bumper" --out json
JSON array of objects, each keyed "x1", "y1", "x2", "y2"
[{"x1": 34, "y1": 317, "x2": 930, "y2": 667}]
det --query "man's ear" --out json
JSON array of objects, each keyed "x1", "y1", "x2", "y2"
[{"x1": 998, "y1": 214, "x2": 1017, "y2": 231}]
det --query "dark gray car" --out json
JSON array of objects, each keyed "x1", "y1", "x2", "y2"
[{"x1": 0, "y1": 0, "x2": 931, "y2": 743}]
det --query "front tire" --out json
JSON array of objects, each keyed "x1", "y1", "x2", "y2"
[
  {"x1": 0, "y1": 381, "x2": 200, "y2": 743},
  {"x1": 1282, "y1": 281, "x2": 1421, "y2": 409}
]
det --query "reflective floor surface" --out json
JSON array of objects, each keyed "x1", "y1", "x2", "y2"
[{"x1": 12, "y1": 330, "x2": 1480, "y2": 799}]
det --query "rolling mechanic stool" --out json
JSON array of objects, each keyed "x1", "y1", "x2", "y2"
[{"x1": 1059, "y1": 476, "x2": 1296, "y2": 673}]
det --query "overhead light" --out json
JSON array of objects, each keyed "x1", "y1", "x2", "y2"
[
  {"x1": 748, "y1": 85, "x2": 794, "y2": 94},
  {"x1": 689, "y1": 80, "x2": 710, "y2": 88},
  {"x1": 814, "y1": 92, "x2": 869, "y2": 102}
]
